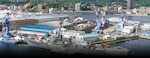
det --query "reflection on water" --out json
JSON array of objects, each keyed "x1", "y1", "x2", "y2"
[
  {"x1": 0, "y1": 44, "x2": 72, "y2": 56},
  {"x1": 110, "y1": 39, "x2": 150, "y2": 56}
]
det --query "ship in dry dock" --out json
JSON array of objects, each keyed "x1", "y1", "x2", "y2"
[{"x1": 25, "y1": 33, "x2": 129, "y2": 56}]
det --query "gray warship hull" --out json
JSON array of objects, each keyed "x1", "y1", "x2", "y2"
[{"x1": 26, "y1": 39, "x2": 129, "y2": 56}]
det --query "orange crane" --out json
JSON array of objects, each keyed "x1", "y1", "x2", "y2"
[
  {"x1": 93, "y1": 4, "x2": 108, "y2": 34},
  {"x1": 9, "y1": 0, "x2": 32, "y2": 20},
  {"x1": 101, "y1": 4, "x2": 108, "y2": 25},
  {"x1": 19, "y1": 0, "x2": 32, "y2": 12}
]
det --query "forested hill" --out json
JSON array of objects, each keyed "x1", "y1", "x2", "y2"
[{"x1": 0, "y1": 0, "x2": 150, "y2": 7}]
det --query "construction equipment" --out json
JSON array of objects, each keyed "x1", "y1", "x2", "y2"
[
  {"x1": 101, "y1": 4, "x2": 109, "y2": 25},
  {"x1": 10, "y1": 0, "x2": 32, "y2": 18},
  {"x1": 0, "y1": 13, "x2": 25, "y2": 44},
  {"x1": 2, "y1": 13, "x2": 13, "y2": 38},
  {"x1": 93, "y1": 4, "x2": 109, "y2": 34}
]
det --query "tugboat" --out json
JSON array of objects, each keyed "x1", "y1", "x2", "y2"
[{"x1": 0, "y1": 13, "x2": 24, "y2": 44}]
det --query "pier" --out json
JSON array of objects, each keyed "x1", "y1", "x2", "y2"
[
  {"x1": 92, "y1": 37, "x2": 138, "y2": 45},
  {"x1": 139, "y1": 36, "x2": 150, "y2": 40},
  {"x1": 91, "y1": 36, "x2": 139, "y2": 48}
]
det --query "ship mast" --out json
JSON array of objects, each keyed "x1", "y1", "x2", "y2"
[{"x1": 58, "y1": 17, "x2": 64, "y2": 41}]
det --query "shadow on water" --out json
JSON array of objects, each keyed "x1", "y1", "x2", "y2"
[{"x1": 0, "y1": 44, "x2": 103, "y2": 57}]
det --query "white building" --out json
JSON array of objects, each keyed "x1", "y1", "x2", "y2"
[
  {"x1": 0, "y1": 10, "x2": 12, "y2": 19},
  {"x1": 75, "y1": 34, "x2": 99, "y2": 46},
  {"x1": 132, "y1": 8, "x2": 138, "y2": 13},
  {"x1": 10, "y1": 5, "x2": 18, "y2": 10},
  {"x1": 75, "y1": 3, "x2": 81, "y2": 12},
  {"x1": 126, "y1": 11, "x2": 132, "y2": 14},
  {"x1": 122, "y1": 26, "x2": 134, "y2": 34},
  {"x1": 118, "y1": 6, "x2": 122, "y2": 13},
  {"x1": 49, "y1": 8, "x2": 57, "y2": 14},
  {"x1": 140, "y1": 23, "x2": 150, "y2": 31}
]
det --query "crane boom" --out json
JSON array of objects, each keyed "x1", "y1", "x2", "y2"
[
  {"x1": 101, "y1": 4, "x2": 108, "y2": 24},
  {"x1": 119, "y1": 4, "x2": 125, "y2": 23},
  {"x1": 20, "y1": 0, "x2": 32, "y2": 12}
]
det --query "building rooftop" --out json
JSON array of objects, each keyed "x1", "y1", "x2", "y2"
[
  {"x1": 81, "y1": 33, "x2": 99, "y2": 38},
  {"x1": 20, "y1": 25, "x2": 56, "y2": 32}
]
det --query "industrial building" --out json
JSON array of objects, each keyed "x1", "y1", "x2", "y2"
[
  {"x1": 75, "y1": 33, "x2": 100, "y2": 45},
  {"x1": 75, "y1": 3, "x2": 81, "y2": 12},
  {"x1": 17, "y1": 25, "x2": 56, "y2": 36}
]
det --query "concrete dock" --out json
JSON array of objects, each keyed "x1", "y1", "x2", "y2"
[
  {"x1": 92, "y1": 36, "x2": 138, "y2": 45},
  {"x1": 103, "y1": 26, "x2": 115, "y2": 33}
]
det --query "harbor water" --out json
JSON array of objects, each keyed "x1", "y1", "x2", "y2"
[
  {"x1": 1, "y1": 14, "x2": 150, "y2": 56},
  {"x1": 110, "y1": 39, "x2": 150, "y2": 56}
]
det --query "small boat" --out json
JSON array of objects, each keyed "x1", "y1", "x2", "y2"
[{"x1": 0, "y1": 38, "x2": 17, "y2": 45}]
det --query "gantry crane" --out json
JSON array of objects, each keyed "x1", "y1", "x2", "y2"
[
  {"x1": 119, "y1": 4, "x2": 126, "y2": 23},
  {"x1": 2, "y1": 13, "x2": 13, "y2": 38},
  {"x1": 115, "y1": 4, "x2": 126, "y2": 31},
  {"x1": 94, "y1": 4, "x2": 108, "y2": 34}
]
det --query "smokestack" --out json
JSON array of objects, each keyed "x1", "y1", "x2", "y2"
[{"x1": 127, "y1": 0, "x2": 133, "y2": 9}]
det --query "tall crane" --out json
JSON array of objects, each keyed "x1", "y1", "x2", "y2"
[
  {"x1": 101, "y1": 4, "x2": 108, "y2": 26},
  {"x1": 19, "y1": 0, "x2": 32, "y2": 12},
  {"x1": 119, "y1": 4, "x2": 126, "y2": 23},
  {"x1": 2, "y1": 13, "x2": 13, "y2": 38},
  {"x1": 115, "y1": 4, "x2": 126, "y2": 31},
  {"x1": 94, "y1": 4, "x2": 108, "y2": 34},
  {"x1": 94, "y1": 5, "x2": 102, "y2": 34},
  {"x1": 11, "y1": 0, "x2": 32, "y2": 18}
]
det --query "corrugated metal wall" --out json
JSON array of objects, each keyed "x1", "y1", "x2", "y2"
[{"x1": 10, "y1": 19, "x2": 39, "y2": 30}]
